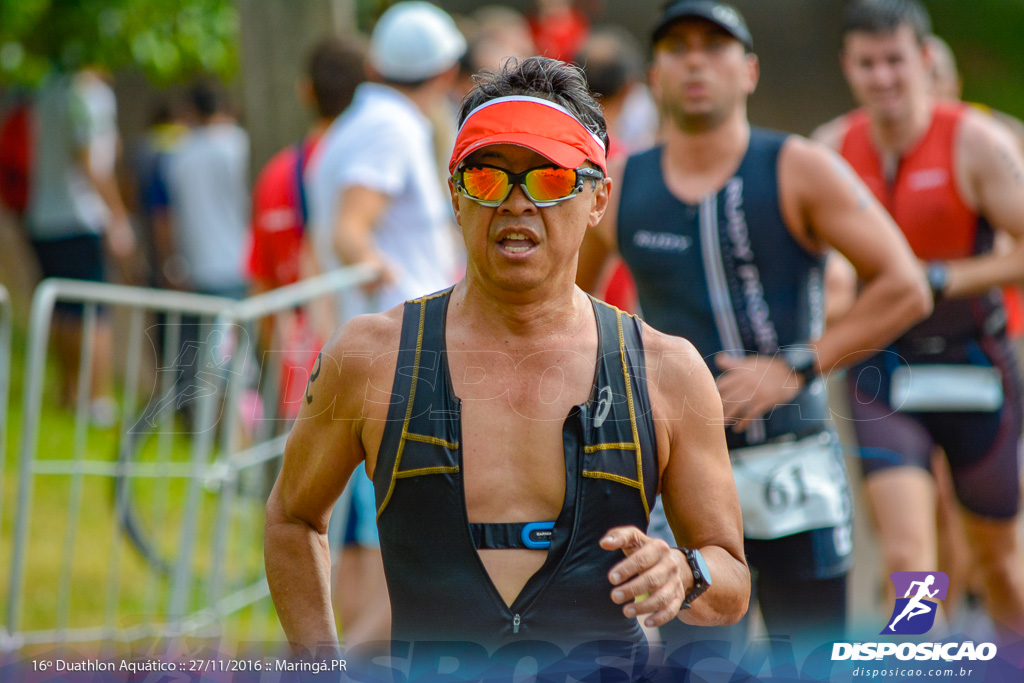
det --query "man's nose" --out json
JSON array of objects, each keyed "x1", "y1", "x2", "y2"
[{"x1": 498, "y1": 183, "x2": 539, "y2": 214}]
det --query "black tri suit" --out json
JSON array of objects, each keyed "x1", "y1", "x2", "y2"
[{"x1": 371, "y1": 288, "x2": 660, "y2": 655}]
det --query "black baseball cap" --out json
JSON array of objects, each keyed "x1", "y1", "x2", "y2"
[{"x1": 652, "y1": 0, "x2": 754, "y2": 52}]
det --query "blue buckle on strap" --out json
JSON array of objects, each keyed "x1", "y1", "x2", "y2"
[{"x1": 521, "y1": 521, "x2": 556, "y2": 549}]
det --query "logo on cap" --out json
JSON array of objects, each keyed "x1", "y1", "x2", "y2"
[{"x1": 713, "y1": 5, "x2": 739, "y2": 25}]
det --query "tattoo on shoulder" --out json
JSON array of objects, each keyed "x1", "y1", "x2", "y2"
[
  {"x1": 305, "y1": 352, "x2": 323, "y2": 405},
  {"x1": 996, "y1": 145, "x2": 1024, "y2": 186},
  {"x1": 830, "y1": 155, "x2": 871, "y2": 210}
]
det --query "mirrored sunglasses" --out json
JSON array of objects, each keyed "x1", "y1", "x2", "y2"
[{"x1": 453, "y1": 164, "x2": 604, "y2": 208}]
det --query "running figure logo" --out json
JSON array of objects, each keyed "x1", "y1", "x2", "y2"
[{"x1": 882, "y1": 571, "x2": 949, "y2": 635}]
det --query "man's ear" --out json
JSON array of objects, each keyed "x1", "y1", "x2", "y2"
[
  {"x1": 588, "y1": 177, "x2": 612, "y2": 229},
  {"x1": 745, "y1": 53, "x2": 760, "y2": 95},
  {"x1": 448, "y1": 177, "x2": 462, "y2": 225}
]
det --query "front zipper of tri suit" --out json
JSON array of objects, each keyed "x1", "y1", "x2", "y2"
[
  {"x1": 454, "y1": 400, "x2": 587, "y2": 639},
  {"x1": 503, "y1": 404, "x2": 588, "y2": 637}
]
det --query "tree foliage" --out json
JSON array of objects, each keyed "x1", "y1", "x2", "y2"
[{"x1": 0, "y1": 0, "x2": 238, "y2": 85}]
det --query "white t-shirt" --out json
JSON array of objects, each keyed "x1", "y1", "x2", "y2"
[
  {"x1": 26, "y1": 73, "x2": 115, "y2": 239},
  {"x1": 307, "y1": 82, "x2": 458, "y2": 320},
  {"x1": 165, "y1": 122, "x2": 250, "y2": 292}
]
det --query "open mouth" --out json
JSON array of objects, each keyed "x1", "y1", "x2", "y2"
[{"x1": 498, "y1": 231, "x2": 538, "y2": 254}]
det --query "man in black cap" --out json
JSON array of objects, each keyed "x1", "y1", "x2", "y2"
[{"x1": 578, "y1": 0, "x2": 931, "y2": 646}]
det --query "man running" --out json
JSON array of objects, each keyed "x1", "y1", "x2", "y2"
[
  {"x1": 577, "y1": 0, "x2": 931, "y2": 645},
  {"x1": 266, "y1": 56, "x2": 750, "y2": 660},
  {"x1": 814, "y1": 0, "x2": 1024, "y2": 641},
  {"x1": 888, "y1": 575, "x2": 939, "y2": 632}
]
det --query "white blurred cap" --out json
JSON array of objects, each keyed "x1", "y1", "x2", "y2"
[{"x1": 369, "y1": 2, "x2": 467, "y2": 83}]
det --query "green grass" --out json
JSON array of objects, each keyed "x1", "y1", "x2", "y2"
[{"x1": 1, "y1": 325, "x2": 286, "y2": 652}]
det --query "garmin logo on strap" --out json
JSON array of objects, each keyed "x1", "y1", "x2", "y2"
[{"x1": 521, "y1": 521, "x2": 555, "y2": 549}]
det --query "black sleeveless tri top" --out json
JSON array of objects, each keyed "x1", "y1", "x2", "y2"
[
  {"x1": 617, "y1": 129, "x2": 829, "y2": 449},
  {"x1": 372, "y1": 288, "x2": 659, "y2": 648}
]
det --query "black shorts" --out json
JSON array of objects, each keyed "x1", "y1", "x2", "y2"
[
  {"x1": 30, "y1": 233, "x2": 106, "y2": 316},
  {"x1": 847, "y1": 337, "x2": 1023, "y2": 520}
]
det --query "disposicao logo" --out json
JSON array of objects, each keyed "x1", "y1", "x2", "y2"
[
  {"x1": 883, "y1": 571, "x2": 949, "y2": 635},
  {"x1": 831, "y1": 570, "x2": 998, "y2": 662}
]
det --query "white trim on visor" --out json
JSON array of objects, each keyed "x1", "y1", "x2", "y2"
[{"x1": 457, "y1": 95, "x2": 607, "y2": 153}]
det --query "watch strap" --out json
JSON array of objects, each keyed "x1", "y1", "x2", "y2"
[
  {"x1": 679, "y1": 547, "x2": 710, "y2": 609},
  {"x1": 783, "y1": 348, "x2": 818, "y2": 387}
]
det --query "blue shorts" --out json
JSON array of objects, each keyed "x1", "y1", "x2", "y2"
[{"x1": 329, "y1": 463, "x2": 380, "y2": 549}]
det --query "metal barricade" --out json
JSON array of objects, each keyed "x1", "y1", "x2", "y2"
[
  {"x1": 0, "y1": 283, "x2": 11, "y2": 573},
  {"x1": 3, "y1": 266, "x2": 375, "y2": 651}
]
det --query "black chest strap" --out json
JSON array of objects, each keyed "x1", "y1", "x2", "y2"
[{"x1": 470, "y1": 521, "x2": 556, "y2": 550}]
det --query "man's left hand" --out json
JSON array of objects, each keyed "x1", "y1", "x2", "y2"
[
  {"x1": 600, "y1": 526, "x2": 688, "y2": 627},
  {"x1": 714, "y1": 353, "x2": 803, "y2": 433}
]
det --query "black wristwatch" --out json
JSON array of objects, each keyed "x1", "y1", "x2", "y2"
[
  {"x1": 782, "y1": 347, "x2": 818, "y2": 387},
  {"x1": 926, "y1": 261, "x2": 950, "y2": 303},
  {"x1": 679, "y1": 547, "x2": 712, "y2": 609}
]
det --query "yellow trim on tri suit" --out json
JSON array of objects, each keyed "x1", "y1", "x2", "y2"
[
  {"x1": 403, "y1": 432, "x2": 459, "y2": 450},
  {"x1": 582, "y1": 471, "x2": 644, "y2": 490},
  {"x1": 377, "y1": 291, "x2": 451, "y2": 519},
  {"x1": 581, "y1": 300, "x2": 650, "y2": 518},
  {"x1": 395, "y1": 466, "x2": 460, "y2": 479},
  {"x1": 584, "y1": 442, "x2": 637, "y2": 453}
]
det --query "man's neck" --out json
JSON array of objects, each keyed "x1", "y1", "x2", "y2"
[
  {"x1": 664, "y1": 110, "x2": 751, "y2": 174},
  {"x1": 868, "y1": 95, "x2": 933, "y2": 156},
  {"x1": 452, "y1": 276, "x2": 591, "y2": 345},
  {"x1": 385, "y1": 81, "x2": 438, "y2": 118}
]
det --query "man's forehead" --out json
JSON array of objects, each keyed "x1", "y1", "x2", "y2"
[
  {"x1": 844, "y1": 24, "x2": 920, "y2": 52},
  {"x1": 463, "y1": 143, "x2": 557, "y2": 168}
]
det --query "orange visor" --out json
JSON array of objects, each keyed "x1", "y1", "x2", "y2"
[{"x1": 449, "y1": 96, "x2": 607, "y2": 175}]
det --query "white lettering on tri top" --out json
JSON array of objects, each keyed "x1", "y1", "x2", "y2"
[{"x1": 632, "y1": 230, "x2": 692, "y2": 253}]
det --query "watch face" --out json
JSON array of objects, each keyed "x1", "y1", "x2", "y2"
[
  {"x1": 694, "y1": 549, "x2": 712, "y2": 586},
  {"x1": 783, "y1": 347, "x2": 816, "y2": 373}
]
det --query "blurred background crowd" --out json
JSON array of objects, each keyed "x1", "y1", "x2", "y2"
[{"x1": 1, "y1": 0, "x2": 1023, "y2": 658}]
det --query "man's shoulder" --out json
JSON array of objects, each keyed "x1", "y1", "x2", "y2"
[
  {"x1": 954, "y1": 103, "x2": 1024, "y2": 184},
  {"x1": 956, "y1": 104, "x2": 1018, "y2": 154},
  {"x1": 639, "y1": 322, "x2": 701, "y2": 358},
  {"x1": 327, "y1": 91, "x2": 418, "y2": 140},
  {"x1": 255, "y1": 146, "x2": 300, "y2": 192},
  {"x1": 638, "y1": 324, "x2": 721, "y2": 420},
  {"x1": 326, "y1": 305, "x2": 406, "y2": 360},
  {"x1": 638, "y1": 322, "x2": 707, "y2": 381},
  {"x1": 810, "y1": 111, "x2": 858, "y2": 151}
]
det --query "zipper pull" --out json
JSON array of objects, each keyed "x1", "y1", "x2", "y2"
[{"x1": 512, "y1": 613, "x2": 521, "y2": 635}]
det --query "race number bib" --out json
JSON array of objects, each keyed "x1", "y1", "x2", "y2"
[
  {"x1": 731, "y1": 432, "x2": 850, "y2": 540},
  {"x1": 890, "y1": 364, "x2": 1003, "y2": 412}
]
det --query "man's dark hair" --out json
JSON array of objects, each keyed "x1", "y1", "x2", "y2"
[
  {"x1": 576, "y1": 27, "x2": 644, "y2": 102},
  {"x1": 187, "y1": 79, "x2": 226, "y2": 120},
  {"x1": 841, "y1": 0, "x2": 933, "y2": 44},
  {"x1": 307, "y1": 38, "x2": 366, "y2": 120},
  {"x1": 458, "y1": 56, "x2": 609, "y2": 152}
]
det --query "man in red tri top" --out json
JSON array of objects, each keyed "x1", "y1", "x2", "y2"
[{"x1": 814, "y1": 0, "x2": 1024, "y2": 642}]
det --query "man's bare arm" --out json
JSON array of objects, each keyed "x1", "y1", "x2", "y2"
[
  {"x1": 785, "y1": 137, "x2": 932, "y2": 372},
  {"x1": 265, "y1": 314, "x2": 392, "y2": 655},
  {"x1": 943, "y1": 112, "x2": 1024, "y2": 296},
  {"x1": 332, "y1": 185, "x2": 394, "y2": 288},
  {"x1": 716, "y1": 138, "x2": 930, "y2": 431},
  {"x1": 655, "y1": 332, "x2": 749, "y2": 625},
  {"x1": 601, "y1": 331, "x2": 748, "y2": 628},
  {"x1": 79, "y1": 146, "x2": 135, "y2": 260}
]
